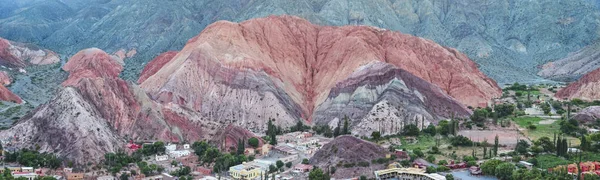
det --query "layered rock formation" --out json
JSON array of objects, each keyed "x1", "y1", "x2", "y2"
[
  {"x1": 1, "y1": 48, "x2": 177, "y2": 163},
  {"x1": 138, "y1": 51, "x2": 178, "y2": 84},
  {"x1": 555, "y1": 68, "x2": 600, "y2": 101},
  {"x1": 313, "y1": 62, "x2": 470, "y2": 136},
  {"x1": 309, "y1": 135, "x2": 386, "y2": 178},
  {"x1": 573, "y1": 106, "x2": 600, "y2": 124},
  {"x1": 140, "y1": 16, "x2": 497, "y2": 134},
  {"x1": 539, "y1": 43, "x2": 600, "y2": 82},
  {"x1": 0, "y1": 87, "x2": 125, "y2": 165},
  {"x1": 2, "y1": 0, "x2": 598, "y2": 83},
  {"x1": 0, "y1": 37, "x2": 59, "y2": 68}
]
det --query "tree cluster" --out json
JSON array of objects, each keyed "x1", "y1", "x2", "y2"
[{"x1": 3, "y1": 149, "x2": 62, "y2": 169}]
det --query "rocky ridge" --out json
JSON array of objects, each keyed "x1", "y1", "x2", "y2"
[{"x1": 538, "y1": 42, "x2": 600, "y2": 82}]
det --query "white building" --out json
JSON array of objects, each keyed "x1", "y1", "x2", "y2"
[
  {"x1": 156, "y1": 154, "x2": 169, "y2": 161},
  {"x1": 297, "y1": 138, "x2": 318, "y2": 147},
  {"x1": 588, "y1": 129, "x2": 600, "y2": 134},
  {"x1": 168, "y1": 150, "x2": 191, "y2": 158},
  {"x1": 278, "y1": 154, "x2": 298, "y2": 163},
  {"x1": 165, "y1": 144, "x2": 177, "y2": 152},
  {"x1": 12, "y1": 172, "x2": 38, "y2": 180},
  {"x1": 183, "y1": 144, "x2": 190, "y2": 149},
  {"x1": 97, "y1": 175, "x2": 116, "y2": 180},
  {"x1": 568, "y1": 148, "x2": 581, "y2": 153},
  {"x1": 21, "y1": 167, "x2": 34, "y2": 173}
]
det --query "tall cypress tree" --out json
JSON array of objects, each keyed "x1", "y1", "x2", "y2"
[
  {"x1": 581, "y1": 134, "x2": 588, "y2": 151},
  {"x1": 553, "y1": 133, "x2": 557, "y2": 148},
  {"x1": 562, "y1": 138, "x2": 568, "y2": 156},
  {"x1": 493, "y1": 135, "x2": 499, "y2": 156},
  {"x1": 557, "y1": 136, "x2": 562, "y2": 156},
  {"x1": 483, "y1": 145, "x2": 487, "y2": 159}
]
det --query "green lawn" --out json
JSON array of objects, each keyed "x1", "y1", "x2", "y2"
[
  {"x1": 515, "y1": 90, "x2": 541, "y2": 96},
  {"x1": 512, "y1": 117, "x2": 580, "y2": 145},
  {"x1": 513, "y1": 117, "x2": 543, "y2": 127},
  {"x1": 398, "y1": 135, "x2": 437, "y2": 150}
]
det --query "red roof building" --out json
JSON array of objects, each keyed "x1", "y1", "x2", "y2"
[
  {"x1": 395, "y1": 150, "x2": 408, "y2": 159},
  {"x1": 196, "y1": 167, "x2": 212, "y2": 175}
]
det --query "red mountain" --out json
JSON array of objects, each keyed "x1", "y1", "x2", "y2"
[
  {"x1": 0, "y1": 37, "x2": 60, "y2": 68},
  {"x1": 140, "y1": 15, "x2": 500, "y2": 134},
  {"x1": 556, "y1": 67, "x2": 600, "y2": 101}
]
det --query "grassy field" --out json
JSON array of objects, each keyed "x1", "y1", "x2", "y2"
[
  {"x1": 395, "y1": 135, "x2": 485, "y2": 163},
  {"x1": 398, "y1": 135, "x2": 437, "y2": 150},
  {"x1": 512, "y1": 117, "x2": 580, "y2": 145}
]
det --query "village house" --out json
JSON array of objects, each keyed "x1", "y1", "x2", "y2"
[
  {"x1": 229, "y1": 162, "x2": 263, "y2": 180},
  {"x1": 395, "y1": 150, "x2": 409, "y2": 160},
  {"x1": 294, "y1": 164, "x2": 313, "y2": 172},
  {"x1": 66, "y1": 173, "x2": 84, "y2": 180},
  {"x1": 96, "y1": 175, "x2": 116, "y2": 180},
  {"x1": 34, "y1": 168, "x2": 48, "y2": 176},
  {"x1": 142, "y1": 175, "x2": 164, "y2": 180},
  {"x1": 272, "y1": 145, "x2": 298, "y2": 156},
  {"x1": 63, "y1": 168, "x2": 73, "y2": 174},
  {"x1": 21, "y1": 167, "x2": 34, "y2": 173},
  {"x1": 195, "y1": 167, "x2": 212, "y2": 175},
  {"x1": 278, "y1": 154, "x2": 298, "y2": 163},
  {"x1": 12, "y1": 172, "x2": 38, "y2": 180},
  {"x1": 261, "y1": 144, "x2": 272, "y2": 156},
  {"x1": 183, "y1": 144, "x2": 190, "y2": 149},
  {"x1": 168, "y1": 150, "x2": 191, "y2": 158},
  {"x1": 156, "y1": 154, "x2": 169, "y2": 161},
  {"x1": 165, "y1": 144, "x2": 177, "y2": 152},
  {"x1": 244, "y1": 148, "x2": 255, "y2": 156},
  {"x1": 296, "y1": 138, "x2": 318, "y2": 147},
  {"x1": 0, "y1": 167, "x2": 22, "y2": 174}
]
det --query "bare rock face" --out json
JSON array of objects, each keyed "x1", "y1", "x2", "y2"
[
  {"x1": 0, "y1": 85, "x2": 21, "y2": 103},
  {"x1": 0, "y1": 87, "x2": 125, "y2": 165},
  {"x1": 573, "y1": 106, "x2": 600, "y2": 124},
  {"x1": 309, "y1": 135, "x2": 386, "y2": 178},
  {"x1": 138, "y1": 51, "x2": 178, "y2": 84},
  {"x1": 539, "y1": 43, "x2": 600, "y2": 82},
  {"x1": 140, "y1": 15, "x2": 498, "y2": 133},
  {"x1": 214, "y1": 124, "x2": 265, "y2": 152},
  {"x1": 0, "y1": 71, "x2": 11, "y2": 85},
  {"x1": 0, "y1": 37, "x2": 60, "y2": 67},
  {"x1": 556, "y1": 68, "x2": 600, "y2": 101},
  {"x1": 0, "y1": 70, "x2": 20, "y2": 103}
]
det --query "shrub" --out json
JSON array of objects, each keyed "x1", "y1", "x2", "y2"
[
  {"x1": 450, "y1": 135, "x2": 473, "y2": 146},
  {"x1": 436, "y1": 166, "x2": 450, "y2": 172}
]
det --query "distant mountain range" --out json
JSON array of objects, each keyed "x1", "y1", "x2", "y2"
[{"x1": 1, "y1": 0, "x2": 599, "y2": 84}]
